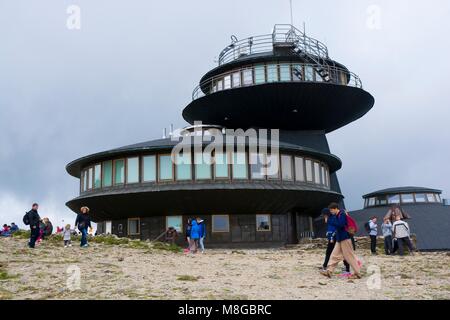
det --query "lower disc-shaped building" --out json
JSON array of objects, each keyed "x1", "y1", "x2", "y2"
[{"x1": 66, "y1": 25, "x2": 375, "y2": 247}]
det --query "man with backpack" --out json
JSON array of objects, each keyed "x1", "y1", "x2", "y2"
[
  {"x1": 23, "y1": 203, "x2": 41, "y2": 248},
  {"x1": 392, "y1": 215, "x2": 415, "y2": 256},
  {"x1": 320, "y1": 203, "x2": 362, "y2": 279},
  {"x1": 365, "y1": 217, "x2": 378, "y2": 255}
]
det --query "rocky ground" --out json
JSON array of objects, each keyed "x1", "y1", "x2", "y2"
[{"x1": 0, "y1": 235, "x2": 449, "y2": 300}]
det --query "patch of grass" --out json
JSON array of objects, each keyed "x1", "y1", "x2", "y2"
[
  {"x1": 177, "y1": 275, "x2": 198, "y2": 282},
  {"x1": 92, "y1": 235, "x2": 129, "y2": 245},
  {"x1": 128, "y1": 240, "x2": 150, "y2": 249},
  {"x1": 151, "y1": 242, "x2": 182, "y2": 253},
  {"x1": 0, "y1": 269, "x2": 19, "y2": 281},
  {"x1": 11, "y1": 229, "x2": 31, "y2": 239}
]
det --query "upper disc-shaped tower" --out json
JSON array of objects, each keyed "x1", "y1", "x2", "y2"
[{"x1": 183, "y1": 24, "x2": 375, "y2": 132}]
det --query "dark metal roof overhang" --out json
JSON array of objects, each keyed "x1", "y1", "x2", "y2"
[{"x1": 66, "y1": 182, "x2": 343, "y2": 220}]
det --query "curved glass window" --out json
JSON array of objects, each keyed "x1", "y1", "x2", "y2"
[
  {"x1": 292, "y1": 64, "x2": 303, "y2": 81},
  {"x1": 94, "y1": 164, "x2": 101, "y2": 189},
  {"x1": 232, "y1": 152, "x2": 248, "y2": 179},
  {"x1": 242, "y1": 69, "x2": 253, "y2": 85},
  {"x1": 388, "y1": 194, "x2": 400, "y2": 204},
  {"x1": 314, "y1": 162, "x2": 321, "y2": 184},
  {"x1": 368, "y1": 197, "x2": 376, "y2": 206},
  {"x1": 114, "y1": 160, "x2": 125, "y2": 185},
  {"x1": 102, "y1": 161, "x2": 113, "y2": 187},
  {"x1": 232, "y1": 71, "x2": 241, "y2": 88},
  {"x1": 281, "y1": 155, "x2": 293, "y2": 181},
  {"x1": 224, "y1": 75, "x2": 231, "y2": 89},
  {"x1": 280, "y1": 64, "x2": 291, "y2": 81},
  {"x1": 254, "y1": 65, "x2": 265, "y2": 84},
  {"x1": 427, "y1": 193, "x2": 437, "y2": 202},
  {"x1": 126, "y1": 157, "x2": 139, "y2": 184},
  {"x1": 294, "y1": 157, "x2": 305, "y2": 182},
  {"x1": 175, "y1": 153, "x2": 192, "y2": 181},
  {"x1": 250, "y1": 152, "x2": 265, "y2": 180},
  {"x1": 82, "y1": 170, "x2": 87, "y2": 192},
  {"x1": 88, "y1": 167, "x2": 93, "y2": 189},
  {"x1": 305, "y1": 66, "x2": 314, "y2": 81},
  {"x1": 305, "y1": 159, "x2": 313, "y2": 182},
  {"x1": 159, "y1": 155, "x2": 173, "y2": 181},
  {"x1": 415, "y1": 193, "x2": 427, "y2": 203},
  {"x1": 195, "y1": 152, "x2": 212, "y2": 180},
  {"x1": 80, "y1": 151, "x2": 331, "y2": 193},
  {"x1": 214, "y1": 152, "x2": 229, "y2": 178},
  {"x1": 435, "y1": 194, "x2": 441, "y2": 202},
  {"x1": 267, "y1": 64, "x2": 278, "y2": 82},
  {"x1": 143, "y1": 156, "x2": 156, "y2": 182},
  {"x1": 266, "y1": 154, "x2": 279, "y2": 179},
  {"x1": 401, "y1": 194, "x2": 414, "y2": 203}
]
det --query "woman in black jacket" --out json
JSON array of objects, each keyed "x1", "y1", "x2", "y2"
[{"x1": 75, "y1": 206, "x2": 92, "y2": 247}]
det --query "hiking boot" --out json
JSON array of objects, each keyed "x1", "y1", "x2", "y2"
[
  {"x1": 348, "y1": 273, "x2": 362, "y2": 279},
  {"x1": 320, "y1": 270, "x2": 332, "y2": 278}
]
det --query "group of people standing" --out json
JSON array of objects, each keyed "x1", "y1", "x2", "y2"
[
  {"x1": 23, "y1": 203, "x2": 92, "y2": 248},
  {"x1": 185, "y1": 217, "x2": 206, "y2": 254},
  {"x1": 366, "y1": 211, "x2": 415, "y2": 256}
]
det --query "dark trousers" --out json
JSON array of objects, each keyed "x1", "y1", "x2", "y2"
[
  {"x1": 397, "y1": 237, "x2": 414, "y2": 256},
  {"x1": 29, "y1": 226, "x2": 40, "y2": 248},
  {"x1": 79, "y1": 227, "x2": 88, "y2": 246},
  {"x1": 384, "y1": 235, "x2": 393, "y2": 255},
  {"x1": 370, "y1": 235, "x2": 377, "y2": 253},
  {"x1": 323, "y1": 240, "x2": 350, "y2": 272}
]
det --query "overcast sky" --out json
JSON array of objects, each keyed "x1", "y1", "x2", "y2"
[{"x1": 1, "y1": 0, "x2": 449, "y2": 228}]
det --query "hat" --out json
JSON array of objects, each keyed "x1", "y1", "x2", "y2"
[
  {"x1": 80, "y1": 206, "x2": 90, "y2": 213},
  {"x1": 321, "y1": 208, "x2": 331, "y2": 216}
]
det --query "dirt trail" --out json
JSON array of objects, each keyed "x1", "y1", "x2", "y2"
[{"x1": 0, "y1": 237, "x2": 449, "y2": 300}]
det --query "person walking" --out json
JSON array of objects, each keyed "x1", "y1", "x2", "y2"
[
  {"x1": 75, "y1": 206, "x2": 92, "y2": 248},
  {"x1": 62, "y1": 224, "x2": 73, "y2": 248},
  {"x1": 25, "y1": 203, "x2": 41, "y2": 248},
  {"x1": 320, "y1": 203, "x2": 362, "y2": 279},
  {"x1": 321, "y1": 208, "x2": 352, "y2": 276},
  {"x1": 392, "y1": 215, "x2": 414, "y2": 256},
  {"x1": 189, "y1": 219, "x2": 201, "y2": 254},
  {"x1": 196, "y1": 217, "x2": 206, "y2": 254},
  {"x1": 185, "y1": 218, "x2": 192, "y2": 251},
  {"x1": 368, "y1": 217, "x2": 378, "y2": 254},
  {"x1": 381, "y1": 218, "x2": 393, "y2": 255}
]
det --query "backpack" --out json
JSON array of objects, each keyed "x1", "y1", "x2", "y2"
[
  {"x1": 23, "y1": 212, "x2": 30, "y2": 226},
  {"x1": 345, "y1": 214, "x2": 359, "y2": 236},
  {"x1": 364, "y1": 221, "x2": 371, "y2": 233}
]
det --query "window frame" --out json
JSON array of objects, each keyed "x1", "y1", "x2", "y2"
[
  {"x1": 212, "y1": 215, "x2": 230, "y2": 233},
  {"x1": 127, "y1": 218, "x2": 140, "y2": 236},
  {"x1": 102, "y1": 160, "x2": 113, "y2": 188},
  {"x1": 113, "y1": 159, "x2": 125, "y2": 186},
  {"x1": 214, "y1": 150, "x2": 230, "y2": 180},
  {"x1": 281, "y1": 154, "x2": 294, "y2": 181},
  {"x1": 256, "y1": 214, "x2": 272, "y2": 232},
  {"x1": 175, "y1": 152, "x2": 192, "y2": 181},
  {"x1": 126, "y1": 157, "x2": 140, "y2": 185},
  {"x1": 166, "y1": 216, "x2": 183, "y2": 233},
  {"x1": 158, "y1": 154, "x2": 174, "y2": 182}
]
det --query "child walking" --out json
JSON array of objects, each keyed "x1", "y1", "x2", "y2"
[{"x1": 63, "y1": 224, "x2": 73, "y2": 248}]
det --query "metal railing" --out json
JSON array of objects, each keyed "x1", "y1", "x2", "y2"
[
  {"x1": 192, "y1": 62, "x2": 363, "y2": 100},
  {"x1": 218, "y1": 24, "x2": 329, "y2": 66}
]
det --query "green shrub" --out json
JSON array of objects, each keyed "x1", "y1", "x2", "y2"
[
  {"x1": 176, "y1": 275, "x2": 198, "y2": 281},
  {"x1": 151, "y1": 242, "x2": 182, "y2": 253},
  {"x1": 11, "y1": 230, "x2": 31, "y2": 239}
]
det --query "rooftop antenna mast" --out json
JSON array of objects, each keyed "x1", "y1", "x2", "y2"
[{"x1": 289, "y1": 0, "x2": 294, "y2": 26}]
